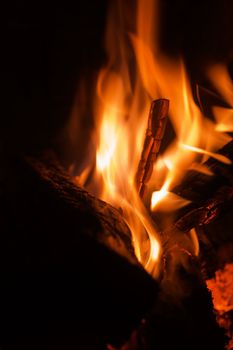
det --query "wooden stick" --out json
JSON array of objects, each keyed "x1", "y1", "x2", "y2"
[{"x1": 135, "y1": 99, "x2": 169, "y2": 198}]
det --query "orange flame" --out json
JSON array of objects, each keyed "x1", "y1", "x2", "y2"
[
  {"x1": 78, "y1": 0, "x2": 232, "y2": 277},
  {"x1": 206, "y1": 63, "x2": 233, "y2": 133}
]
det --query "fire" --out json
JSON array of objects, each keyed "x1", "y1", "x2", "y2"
[
  {"x1": 207, "y1": 64, "x2": 233, "y2": 109},
  {"x1": 151, "y1": 182, "x2": 170, "y2": 209},
  {"x1": 206, "y1": 63, "x2": 233, "y2": 133},
  {"x1": 77, "y1": 0, "x2": 232, "y2": 277},
  {"x1": 180, "y1": 144, "x2": 232, "y2": 165},
  {"x1": 96, "y1": 119, "x2": 117, "y2": 172}
]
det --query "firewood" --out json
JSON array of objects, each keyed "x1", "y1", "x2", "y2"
[
  {"x1": 161, "y1": 140, "x2": 233, "y2": 242},
  {"x1": 135, "y1": 99, "x2": 169, "y2": 198},
  {"x1": 172, "y1": 139, "x2": 233, "y2": 203},
  {"x1": 158, "y1": 140, "x2": 233, "y2": 278},
  {"x1": 0, "y1": 151, "x2": 158, "y2": 349}
]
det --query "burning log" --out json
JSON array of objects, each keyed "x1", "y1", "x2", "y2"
[
  {"x1": 0, "y1": 152, "x2": 158, "y2": 349},
  {"x1": 172, "y1": 139, "x2": 233, "y2": 203},
  {"x1": 157, "y1": 140, "x2": 233, "y2": 278},
  {"x1": 135, "y1": 99, "x2": 169, "y2": 198}
]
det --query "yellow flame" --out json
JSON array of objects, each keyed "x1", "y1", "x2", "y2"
[
  {"x1": 151, "y1": 189, "x2": 190, "y2": 212},
  {"x1": 151, "y1": 180, "x2": 170, "y2": 209},
  {"x1": 96, "y1": 119, "x2": 117, "y2": 172}
]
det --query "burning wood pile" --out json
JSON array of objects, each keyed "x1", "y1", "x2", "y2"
[{"x1": 1, "y1": 0, "x2": 233, "y2": 349}]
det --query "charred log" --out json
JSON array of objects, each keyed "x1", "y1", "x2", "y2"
[{"x1": 0, "y1": 152, "x2": 158, "y2": 349}]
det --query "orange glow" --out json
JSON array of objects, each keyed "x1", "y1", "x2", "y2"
[
  {"x1": 213, "y1": 106, "x2": 233, "y2": 132},
  {"x1": 207, "y1": 263, "x2": 233, "y2": 313},
  {"x1": 78, "y1": 0, "x2": 232, "y2": 277}
]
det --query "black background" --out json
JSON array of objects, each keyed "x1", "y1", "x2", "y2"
[{"x1": 1, "y1": 0, "x2": 233, "y2": 158}]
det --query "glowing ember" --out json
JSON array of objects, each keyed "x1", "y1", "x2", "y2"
[
  {"x1": 207, "y1": 264, "x2": 233, "y2": 314},
  {"x1": 207, "y1": 264, "x2": 233, "y2": 349}
]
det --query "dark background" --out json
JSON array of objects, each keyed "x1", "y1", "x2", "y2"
[{"x1": 1, "y1": 0, "x2": 233, "y2": 160}]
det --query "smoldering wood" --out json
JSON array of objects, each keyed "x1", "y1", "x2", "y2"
[
  {"x1": 193, "y1": 195, "x2": 233, "y2": 280},
  {"x1": 0, "y1": 152, "x2": 158, "y2": 349},
  {"x1": 135, "y1": 99, "x2": 169, "y2": 198}
]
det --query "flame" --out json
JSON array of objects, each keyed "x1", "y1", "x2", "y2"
[
  {"x1": 77, "y1": 0, "x2": 232, "y2": 277},
  {"x1": 207, "y1": 64, "x2": 233, "y2": 108},
  {"x1": 206, "y1": 63, "x2": 233, "y2": 133},
  {"x1": 214, "y1": 106, "x2": 233, "y2": 132},
  {"x1": 180, "y1": 144, "x2": 231, "y2": 165}
]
